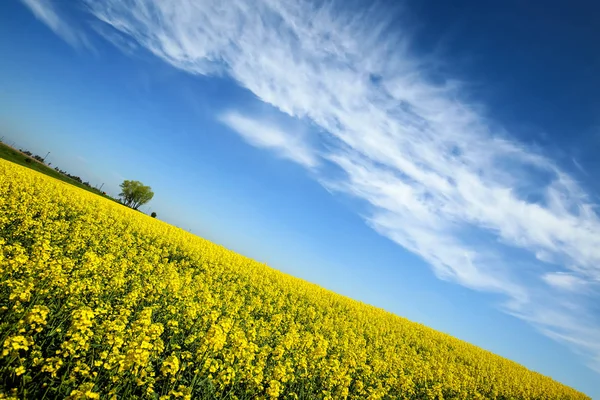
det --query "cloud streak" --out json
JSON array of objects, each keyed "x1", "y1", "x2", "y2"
[
  {"x1": 26, "y1": 0, "x2": 600, "y2": 375},
  {"x1": 543, "y1": 272, "x2": 589, "y2": 292},
  {"x1": 218, "y1": 111, "x2": 318, "y2": 168},
  {"x1": 19, "y1": 0, "x2": 86, "y2": 48}
]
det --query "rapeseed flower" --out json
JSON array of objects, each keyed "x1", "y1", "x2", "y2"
[{"x1": 0, "y1": 159, "x2": 590, "y2": 399}]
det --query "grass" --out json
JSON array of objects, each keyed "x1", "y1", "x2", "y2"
[{"x1": 0, "y1": 141, "x2": 115, "y2": 200}]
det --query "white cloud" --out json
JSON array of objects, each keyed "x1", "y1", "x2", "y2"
[
  {"x1": 218, "y1": 111, "x2": 318, "y2": 168},
  {"x1": 19, "y1": 0, "x2": 87, "y2": 48},
  {"x1": 30, "y1": 0, "x2": 600, "y2": 374},
  {"x1": 572, "y1": 158, "x2": 588, "y2": 176},
  {"x1": 543, "y1": 272, "x2": 588, "y2": 291}
]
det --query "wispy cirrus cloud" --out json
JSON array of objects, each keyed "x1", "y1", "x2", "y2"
[
  {"x1": 19, "y1": 0, "x2": 87, "y2": 48},
  {"x1": 218, "y1": 111, "x2": 318, "y2": 168},
  {"x1": 25, "y1": 0, "x2": 600, "y2": 374},
  {"x1": 543, "y1": 272, "x2": 589, "y2": 292}
]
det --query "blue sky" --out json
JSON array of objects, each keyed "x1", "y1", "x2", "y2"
[{"x1": 1, "y1": 0, "x2": 600, "y2": 397}]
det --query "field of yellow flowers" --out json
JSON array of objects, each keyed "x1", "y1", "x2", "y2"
[{"x1": 0, "y1": 159, "x2": 589, "y2": 400}]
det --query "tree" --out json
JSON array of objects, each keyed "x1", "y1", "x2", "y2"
[
  {"x1": 119, "y1": 180, "x2": 154, "y2": 210},
  {"x1": 150, "y1": 212, "x2": 157, "y2": 218}
]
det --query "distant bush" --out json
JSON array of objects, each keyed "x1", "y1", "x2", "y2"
[{"x1": 151, "y1": 212, "x2": 157, "y2": 218}]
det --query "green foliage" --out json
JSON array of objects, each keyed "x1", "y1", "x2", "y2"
[
  {"x1": 151, "y1": 211, "x2": 157, "y2": 218},
  {"x1": 119, "y1": 180, "x2": 154, "y2": 210}
]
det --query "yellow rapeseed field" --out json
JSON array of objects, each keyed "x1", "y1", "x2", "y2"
[{"x1": 0, "y1": 159, "x2": 590, "y2": 400}]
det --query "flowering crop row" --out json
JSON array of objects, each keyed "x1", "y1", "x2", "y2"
[{"x1": 0, "y1": 159, "x2": 589, "y2": 399}]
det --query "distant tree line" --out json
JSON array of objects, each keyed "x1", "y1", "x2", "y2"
[
  {"x1": 20, "y1": 148, "x2": 96, "y2": 191},
  {"x1": 53, "y1": 167, "x2": 86, "y2": 185},
  {"x1": 21, "y1": 150, "x2": 46, "y2": 163}
]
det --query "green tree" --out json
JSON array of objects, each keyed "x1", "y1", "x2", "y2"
[
  {"x1": 119, "y1": 180, "x2": 154, "y2": 210},
  {"x1": 150, "y1": 212, "x2": 157, "y2": 218}
]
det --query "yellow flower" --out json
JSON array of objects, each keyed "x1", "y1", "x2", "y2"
[
  {"x1": 266, "y1": 380, "x2": 282, "y2": 399},
  {"x1": 161, "y1": 354, "x2": 180, "y2": 376},
  {"x1": 66, "y1": 383, "x2": 100, "y2": 399},
  {"x1": 2, "y1": 335, "x2": 32, "y2": 356}
]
